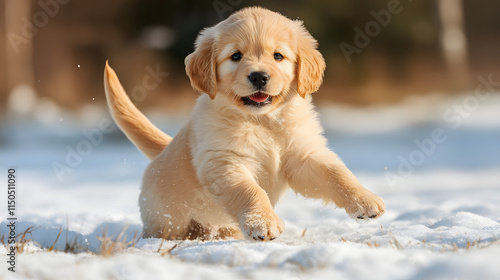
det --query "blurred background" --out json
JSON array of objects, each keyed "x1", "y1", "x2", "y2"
[
  {"x1": 0, "y1": 0, "x2": 499, "y2": 188},
  {"x1": 1, "y1": 1, "x2": 500, "y2": 273},
  {"x1": 1, "y1": 0, "x2": 500, "y2": 110}
]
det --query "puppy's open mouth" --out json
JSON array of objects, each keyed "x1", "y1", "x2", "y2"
[{"x1": 242, "y1": 92, "x2": 272, "y2": 107}]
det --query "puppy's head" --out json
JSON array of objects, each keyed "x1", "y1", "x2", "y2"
[{"x1": 185, "y1": 7, "x2": 325, "y2": 114}]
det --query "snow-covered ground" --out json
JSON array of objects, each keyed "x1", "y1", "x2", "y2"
[{"x1": 1, "y1": 92, "x2": 500, "y2": 280}]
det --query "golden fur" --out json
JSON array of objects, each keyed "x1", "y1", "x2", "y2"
[{"x1": 104, "y1": 7, "x2": 385, "y2": 241}]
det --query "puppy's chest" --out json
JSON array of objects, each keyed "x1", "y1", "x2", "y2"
[
  {"x1": 230, "y1": 123, "x2": 286, "y2": 193},
  {"x1": 230, "y1": 122, "x2": 283, "y2": 161},
  {"x1": 218, "y1": 120, "x2": 284, "y2": 174},
  {"x1": 202, "y1": 119, "x2": 290, "y2": 203}
]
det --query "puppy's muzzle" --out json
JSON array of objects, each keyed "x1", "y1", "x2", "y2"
[
  {"x1": 248, "y1": 72, "x2": 270, "y2": 89},
  {"x1": 243, "y1": 72, "x2": 272, "y2": 108}
]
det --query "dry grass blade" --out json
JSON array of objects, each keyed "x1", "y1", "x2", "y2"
[
  {"x1": 64, "y1": 235, "x2": 87, "y2": 254},
  {"x1": 116, "y1": 225, "x2": 129, "y2": 243},
  {"x1": 161, "y1": 240, "x2": 184, "y2": 257},
  {"x1": 48, "y1": 228, "x2": 63, "y2": 252},
  {"x1": 97, "y1": 225, "x2": 139, "y2": 257},
  {"x1": 389, "y1": 234, "x2": 402, "y2": 250},
  {"x1": 97, "y1": 228, "x2": 113, "y2": 257},
  {"x1": 0, "y1": 233, "x2": 6, "y2": 247},
  {"x1": 157, "y1": 238, "x2": 166, "y2": 254},
  {"x1": 157, "y1": 224, "x2": 173, "y2": 253},
  {"x1": 16, "y1": 226, "x2": 40, "y2": 253}
]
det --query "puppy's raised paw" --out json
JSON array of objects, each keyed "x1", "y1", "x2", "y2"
[
  {"x1": 345, "y1": 189, "x2": 386, "y2": 220},
  {"x1": 240, "y1": 209, "x2": 284, "y2": 241}
]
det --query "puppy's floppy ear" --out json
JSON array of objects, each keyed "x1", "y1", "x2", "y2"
[
  {"x1": 185, "y1": 28, "x2": 217, "y2": 100},
  {"x1": 295, "y1": 22, "x2": 326, "y2": 98}
]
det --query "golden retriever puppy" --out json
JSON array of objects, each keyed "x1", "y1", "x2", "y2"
[{"x1": 104, "y1": 7, "x2": 385, "y2": 241}]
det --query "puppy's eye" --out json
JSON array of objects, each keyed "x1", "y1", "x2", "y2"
[
  {"x1": 274, "y1": 53, "x2": 284, "y2": 61},
  {"x1": 231, "y1": 52, "x2": 242, "y2": 61}
]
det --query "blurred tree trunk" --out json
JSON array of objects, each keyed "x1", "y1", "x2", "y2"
[
  {"x1": 438, "y1": 0, "x2": 470, "y2": 87},
  {"x1": 4, "y1": 0, "x2": 35, "y2": 94},
  {"x1": 0, "y1": 1, "x2": 6, "y2": 105}
]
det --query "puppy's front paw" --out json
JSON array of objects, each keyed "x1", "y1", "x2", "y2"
[
  {"x1": 345, "y1": 190, "x2": 386, "y2": 220},
  {"x1": 240, "y1": 209, "x2": 284, "y2": 241}
]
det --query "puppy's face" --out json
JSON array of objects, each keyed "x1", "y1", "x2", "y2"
[{"x1": 185, "y1": 7, "x2": 326, "y2": 114}]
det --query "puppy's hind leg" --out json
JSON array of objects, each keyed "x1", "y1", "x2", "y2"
[{"x1": 141, "y1": 207, "x2": 192, "y2": 240}]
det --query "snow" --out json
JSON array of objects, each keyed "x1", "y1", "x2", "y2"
[{"x1": 1, "y1": 93, "x2": 500, "y2": 280}]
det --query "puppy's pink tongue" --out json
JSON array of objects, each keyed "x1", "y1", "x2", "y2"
[{"x1": 249, "y1": 92, "x2": 269, "y2": 103}]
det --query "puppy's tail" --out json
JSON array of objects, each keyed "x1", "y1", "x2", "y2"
[{"x1": 104, "y1": 61, "x2": 172, "y2": 160}]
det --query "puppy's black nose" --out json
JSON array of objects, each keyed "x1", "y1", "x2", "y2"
[{"x1": 248, "y1": 72, "x2": 270, "y2": 88}]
